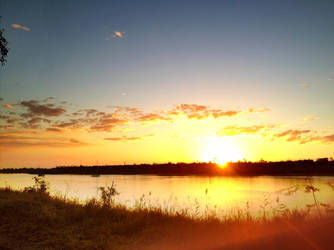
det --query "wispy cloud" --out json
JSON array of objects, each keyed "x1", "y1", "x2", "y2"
[
  {"x1": 22, "y1": 117, "x2": 51, "y2": 129},
  {"x1": 217, "y1": 124, "x2": 334, "y2": 145},
  {"x1": 248, "y1": 108, "x2": 270, "y2": 113},
  {"x1": 217, "y1": 125, "x2": 271, "y2": 136},
  {"x1": 0, "y1": 133, "x2": 88, "y2": 148},
  {"x1": 113, "y1": 30, "x2": 123, "y2": 38},
  {"x1": 11, "y1": 23, "x2": 30, "y2": 31},
  {"x1": 298, "y1": 83, "x2": 311, "y2": 88},
  {"x1": 171, "y1": 104, "x2": 240, "y2": 120},
  {"x1": 273, "y1": 130, "x2": 334, "y2": 144},
  {"x1": 89, "y1": 118, "x2": 129, "y2": 132},
  {"x1": 105, "y1": 134, "x2": 154, "y2": 141},
  {"x1": 105, "y1": 30, "x2": 125, "y2": 40},
  {"x1": 274, "y1": 129, "x2": 312, "y2": 143},
  {"x1": 46, "y1": 127, "x2": 63, "y2": 133},
  {"x1": 303, "y1": 115, "x2": 319, "y2": 121},
  {"x1": 3, "y1": 104, "x2": 14, "y2": 109},
  {"x1": 322, "y1": 134, "x2": 334, "y2": 143},
  {"x1": 168, "y1": 104, "x2": 269, "y2": 120},
  {"x1": 136, "y1": 113, "x2": 171, "y2": 123}
]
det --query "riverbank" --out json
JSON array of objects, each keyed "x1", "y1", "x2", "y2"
[{"x1": 0, "y1": 187, "x2": 334, "y2": 249}]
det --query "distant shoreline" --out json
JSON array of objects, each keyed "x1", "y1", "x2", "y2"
[{"x1": 1, "y1": 159, "x2": 334, "y2": 176}]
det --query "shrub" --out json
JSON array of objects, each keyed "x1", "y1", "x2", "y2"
[
  {"x1": 24, "y1": 176, "x2": 49, "y2": 194},
  {"x1": 98, "y1": 181, "x2": 119, "y2": 207}
]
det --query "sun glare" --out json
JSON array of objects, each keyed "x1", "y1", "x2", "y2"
[{"x1": 200, "y1": 138, "x2": 243, "y2": 166}]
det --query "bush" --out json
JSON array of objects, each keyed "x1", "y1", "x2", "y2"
[
  {"x1": 98, "y1": 181, "x2": 119, "y2": 207},
  {"x1": 24, "y1": 176, "x2": 49, "y2": 194}
]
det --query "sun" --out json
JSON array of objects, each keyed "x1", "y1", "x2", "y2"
[{"x1": 200, "y1": 137, "x2": 243, "y2": 166}]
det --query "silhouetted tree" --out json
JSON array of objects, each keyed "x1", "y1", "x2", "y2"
[{"x1": 0, "y1": 17, "x2": 9, "y2": 66}]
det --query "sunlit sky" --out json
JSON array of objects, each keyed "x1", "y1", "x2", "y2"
[{"x1": 0, "y1": 0, "x2": 334, "y2": 168}]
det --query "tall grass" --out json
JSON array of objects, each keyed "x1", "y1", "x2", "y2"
[{"x1": 0, "y1": 177, "x2": 334, "y2": 249}]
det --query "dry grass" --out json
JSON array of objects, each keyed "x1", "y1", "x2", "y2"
[{"x1": 0, "y1": 185, "x2": 334, "y2": 250}]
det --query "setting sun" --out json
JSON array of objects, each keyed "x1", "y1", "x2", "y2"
[{"x1": 200, "y1": 137, "x2": 244, "y2": 165}]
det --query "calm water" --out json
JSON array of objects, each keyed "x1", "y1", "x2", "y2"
[{"x1": 1, "y1": 174, "x2": 334, "y2": 217}]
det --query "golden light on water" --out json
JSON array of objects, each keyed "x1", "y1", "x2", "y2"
[{"x1": 200, "y1": 137, "x2": 244, "y2": 165}]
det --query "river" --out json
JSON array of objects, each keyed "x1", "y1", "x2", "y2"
[{"x1": 1, "y1": 174, "x2": 334, "y2": 217}]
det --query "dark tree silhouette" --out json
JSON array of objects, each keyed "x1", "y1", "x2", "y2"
[{"x1": 0, "y1": 17, "x2": 9, "y2": 66}]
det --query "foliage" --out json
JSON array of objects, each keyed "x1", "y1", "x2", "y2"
[
  {"x1": 24, "y1": 176, "x2": 49, "y2": 194},
  {"x1": 98, "y1": 181, "x2": 119, "y2": 207},
  {"x1": 0, "y1": 17, "x2": 9, "y2": 66}
]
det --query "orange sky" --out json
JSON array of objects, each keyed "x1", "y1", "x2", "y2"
[{"x1": 0, "y1": 99, "x2": 333, "y2": 168}]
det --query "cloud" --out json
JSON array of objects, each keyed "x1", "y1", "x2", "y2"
[
  {"x1": 105, "y1": 31, "x2": 125, "y2": 40},
  {"x1": 105, "y1": 134, "x2": 154, "y2": 141},
  {"x1": 2, "y1": 97, "x2": 334, "y2": 148},
  {"x1": 322, "y1": 134, "x2": 334, "y2": 142},
  {"x1": 21, "y1": 117, "x2": 51, "y2": 129},
  {"x1": 53, "y1": 120, "x2": 82, "y2": 129},
  {"x1": 171, "y1": 104, "x2": 270, "y2": 120},
  {"x1": 274, "y1": 129, "x2": 312, "y2": 143},
  {"x1": 248, "y1": 108, "x2": 271, "y2": 113},
  {"x1": 217, "y1": 125, "x2": 334, "y2": 145},
  {"x1": 136, "y1": 113, "x2": 171, "y2": 122},
  {"x1": 0, "y1": 134, "x2": 88, "y2": 148},
  {"x1": 298, "y1": 83, "x2": 311, "y2": 88},
  {"x1": 275, "y1": 129, "x2": 310, "y2": 137},
  {"x1": 113, "y1": 31, "x2": 123, "y2": 38},
  {"x1": 11, "y1": 24, "x2": 30, "y2": 31},
  {"x1": 104, "y1": 136, "x2": 140, "y2": 141},
  {"x1": 84, "y1": 109, "x2": 98, "y2": 117},
  {"x1": 1, "y1": 98, "x2": 272, "y2": 135},
  {"x1": 42, "y1": 97, "x2": 56, "y2": 102},
  {"x1": 303, "y1": 115, "x2": 319, "y2": 121},
  {"x1": 20, "y1": 100, "x2": 65, "y2": 117},
  {"x1": 46, "y1": 127, "x2": 63, "y2": 133},
  {"x1": 90, "y1": 118, "x2": 129, "y2": 132},
  {"x1": 0, "y1": 114, "x2": 10, "y2": 120},
  {"x1": 0, "y1": 114, "x2": 23, "y2": 127},
  {"x1": 269, "y1": 128, "x2": 334, "y2": 144},
  {"x1": 172, "y1": 104, "x2": 243, "y2": 120},
  {"x1": 217, "y1": 125, "x2": 268, "y2": 136},
  {"x1": 113, "y1": 106, "x2": 142, "y2": 116},
  {"x1": 3, "y1": 104, "x2": 13, "y2": 109}
]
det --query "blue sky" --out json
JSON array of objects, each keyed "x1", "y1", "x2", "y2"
[{"x1": 1, "y1": 0, "x2": 333, "y2": 108}]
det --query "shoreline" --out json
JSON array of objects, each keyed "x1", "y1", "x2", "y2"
[{"x1": 1, "y1": 160, "x2": 334, "y2": 177}]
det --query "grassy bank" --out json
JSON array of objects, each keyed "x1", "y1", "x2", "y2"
[{"x1": 0, "y1": 187, "x2": 334, "y2": 250}]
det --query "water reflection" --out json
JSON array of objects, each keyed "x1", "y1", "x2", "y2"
[{"x1": 1, "y1": 174, "x2": 334, "y2": 217}]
